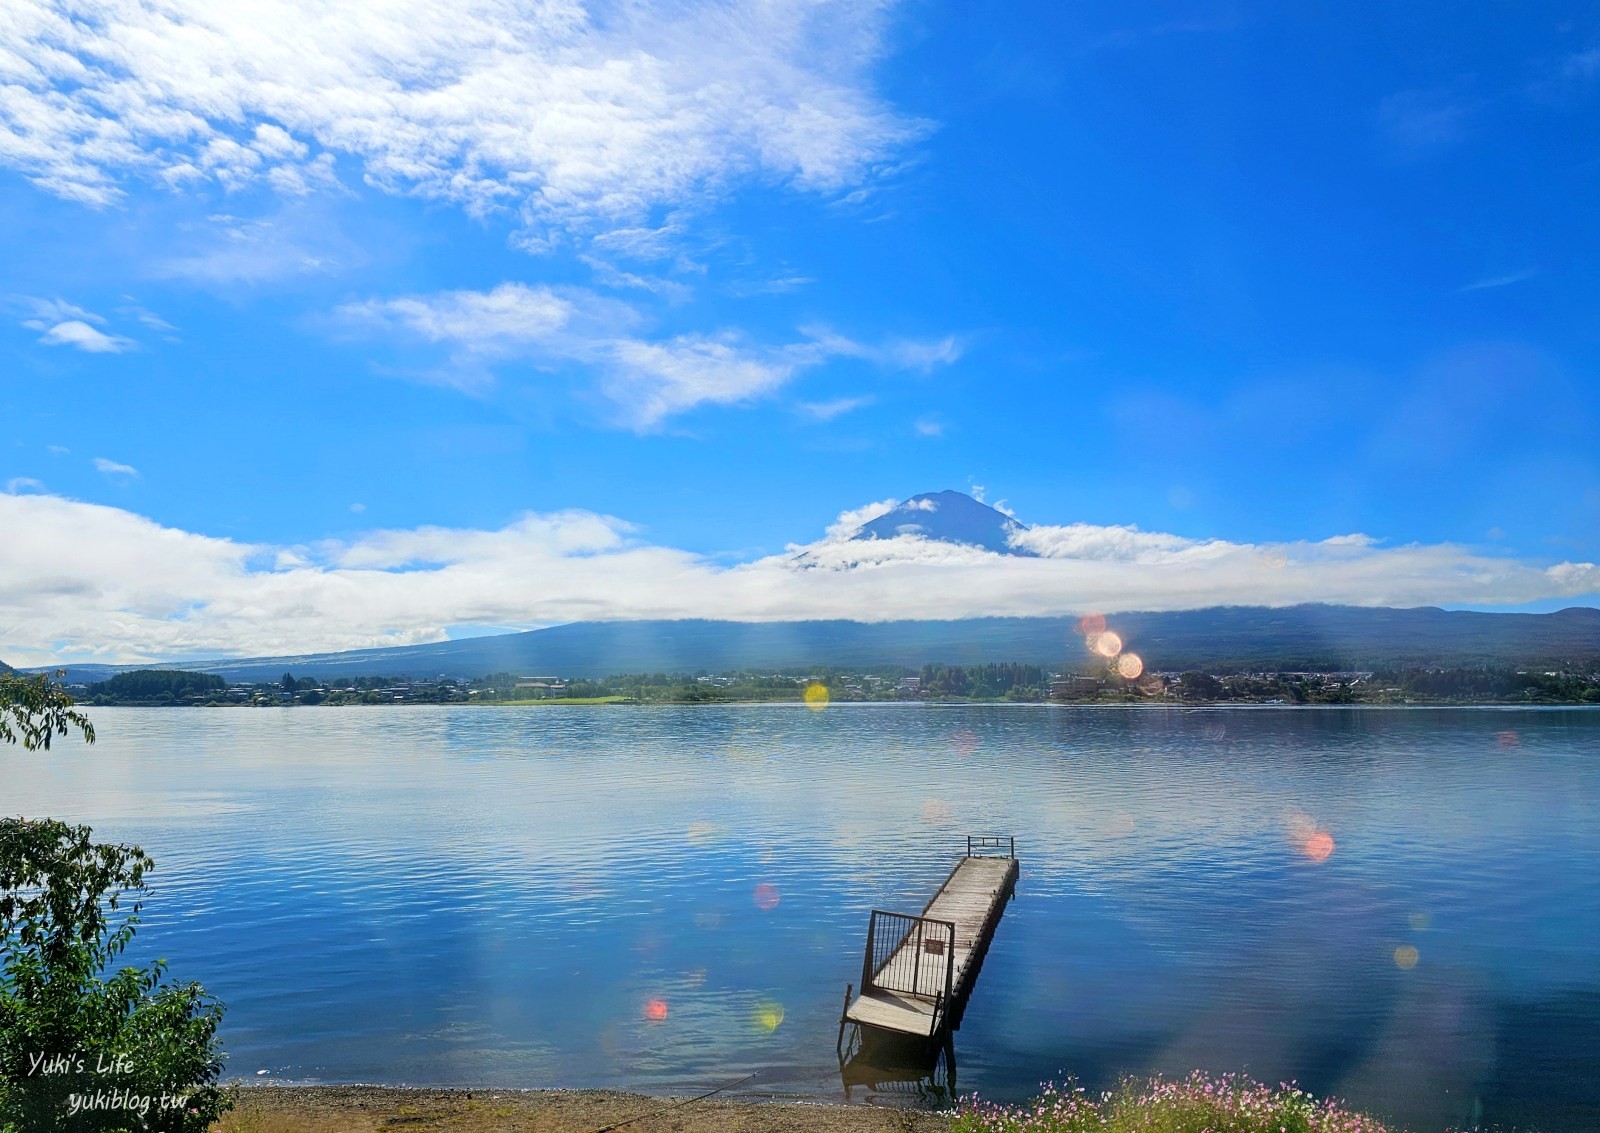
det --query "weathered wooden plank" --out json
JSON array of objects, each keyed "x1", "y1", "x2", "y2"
[{"x1": 843, "y1": 850, "x2": 1018, "y2": 1038}]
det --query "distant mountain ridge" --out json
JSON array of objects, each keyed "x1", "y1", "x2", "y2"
[
  {"x1": 30, "y1": 605, "x2": 1600, "y2": 684},
  {"x1": 14, "y1": 492, "x2": 1600, "y2": 683}
]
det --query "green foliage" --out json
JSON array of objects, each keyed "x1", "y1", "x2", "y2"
[
  {"x1": 920, "y1": 662, "x2": 1049, "y2": 699},
  {"x1": 0, "y1": 820, "x2": 230, "y2": 1132},
  {"x1": 1177, "y1": 671, "x2": 1223, "y2": 699},
  {"x1": 0, "y1": 674, "x2": 95, "y2": 751},
  {"x1": 85, "y1": 672, "x2": 225, "y2": 707},
  {"x1": 2, "y1": 675, "x2": 228, "y2": 1131}
]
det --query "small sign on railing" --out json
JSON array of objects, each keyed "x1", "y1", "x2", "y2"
[{"x1": 922, "y1": 938, "x2": 946, "y2": 956}]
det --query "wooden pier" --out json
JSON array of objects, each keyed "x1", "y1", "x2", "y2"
[{"x1": 838, "y1": 836, "x2": 1019, "y2": 1043}]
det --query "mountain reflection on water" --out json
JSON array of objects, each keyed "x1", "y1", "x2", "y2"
[{"x1": 4, "y1": 705, "x2": 1597, "y2": 1132}]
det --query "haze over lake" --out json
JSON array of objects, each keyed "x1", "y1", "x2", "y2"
[{"x1": 7, "y1": 706, "x2": 1597, "y2": 1132}]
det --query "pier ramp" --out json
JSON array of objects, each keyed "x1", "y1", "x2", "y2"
[{"x1": 840, "y1": 836, "x2": 1018, "y2": 1041}]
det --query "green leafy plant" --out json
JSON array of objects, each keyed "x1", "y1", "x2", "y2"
[
  {"x1": 0, "y1": 673, "x2": 95, "y2": 752},
  {"x1": 1, "y1": 676, "x2": 230, "y2": 1132}
]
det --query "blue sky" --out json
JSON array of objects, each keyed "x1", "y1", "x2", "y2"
[{"x1": 3, "y1": 1, "x2": 1599, "y2": 664}]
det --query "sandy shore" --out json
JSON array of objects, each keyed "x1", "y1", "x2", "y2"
[{"x1": 219, "y1": 1085, "x2": 956, "y2": 1133}]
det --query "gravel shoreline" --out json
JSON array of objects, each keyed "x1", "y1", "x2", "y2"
[{"x1": 220, "y1": 1084, "x2": 956, "y2": 1132}]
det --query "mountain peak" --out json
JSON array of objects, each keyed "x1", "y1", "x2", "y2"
[{"x1": 849, "y1": 490, "x2": 1035, "y2": 555}]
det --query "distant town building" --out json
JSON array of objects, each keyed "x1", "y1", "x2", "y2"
[{"x1": 1050, "y1": 675, "x2": 1103, "y2": 697}]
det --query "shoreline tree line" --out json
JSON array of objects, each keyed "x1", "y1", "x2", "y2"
[{"x1": 66, "y1": 662, "x2": 1600, "y2": 707}]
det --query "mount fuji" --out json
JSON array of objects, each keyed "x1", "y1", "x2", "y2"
[{"x1": 846, "y1": 490, "x2": 1037, "y2": 556}]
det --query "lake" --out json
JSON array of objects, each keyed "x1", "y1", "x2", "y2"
[{"x1": 5, "y1": 705, "x2": 1597, "y2": 1131}]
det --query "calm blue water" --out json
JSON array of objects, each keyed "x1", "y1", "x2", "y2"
[{"x1": 5, "y1": 706, "x2": 1597, "y2": 1131}]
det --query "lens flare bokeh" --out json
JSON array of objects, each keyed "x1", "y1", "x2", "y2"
[
  {"x1": 752, "y1": 1000, "x2": 785, "y2": 1033},
  {"x1": 1303, "y1": 830, "x2": 1336, "y2": 862}
]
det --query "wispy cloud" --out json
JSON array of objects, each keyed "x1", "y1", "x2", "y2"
[
  {"x1": 824, "y1": 497, "x2": 900, "y2": 540},
  {"x1": 12, "y1": 295, "x2": 137, "y2": 352},
  {"x1": 152, "y1": 212, "x2": 348, "y2": 285},
  {"x1": 799, "y1": 327, "x2": 965, "y2": 371},
  {"x1": 890, "y1": 336, "x2": 963, "y2": 370},
  {"x1": 342, "y1": 283, "x2": 585, "y2": 351},
  {"x1": 338, "y1": 283, "x2": 960, "y2": 427},
  {"x1": 37, "y1": 320, "x2": 136, "y2": 353},
  {"x1": 93, "y1": 458, "x2": 140, "y2": 480},
  {"x1": 0, "y1": 0, "x2": 922, "y2": 247},
  {"x1": 1561, "y1": 48, "x2": 1600, "y2": 83},
  {"x1": 1377, "y1": 88, "x2": 1476, "y2": 155},
  {"x1": 2, "y1": 491, "x2": 1596, "y2": 665},
  {"x1": 4, "y1": 477, "x2": 44, "y2": 494},
  {"x1": 14, "y1": 297, "x2": 100, "y2": 327},
  {"x1": 1459, "y1": 269, "x2": 1539, "y2": 292},
  {"x1": 116, "y1": 302, "x2": 177, "y2": 332},
  {"x1": 914, "y1": 417, "x2": 944, "y2": 437},
  {"x1": 726, "y1": 276, "x2": 817, "y2": 298},
  {"x1": 798, "y1": 395, "x2": 874, "y2": 422}
]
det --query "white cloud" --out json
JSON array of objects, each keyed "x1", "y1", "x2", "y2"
[
  {"x1": 338, "y1": 283, "x2": 960, "y2": 426},
  {"x1": 2, "y1": 491, "x2": 1598, "y2": 665},
  {"x1": 603, "y1": 333, "x2": 809, "y2": 426},
  {"x1": 797, "y1": 395, "x2": 873, "y2": 421},
  {"x1": 589, "y1": 213, "x2": 691, "y2": 262},
  {"x1": 14, "y1": 297, "x2": 103, "y2": 328},
  {"x1": 152, "y1": 213, "x2": 347, "y2": 285},
  {"x1": 1459, "y1": 269, "x2": 1538, "y2": 292},
  {"x1": 0, "y1": 0, "x2": 921, "y2": 245},
  {"x1": 37, "y1": 320, "x2": 135, "y2": 353},
  {"x1": 824, "y1": 497, "x2": 899, "y2": 540},
  {"x1": 92, "y1": 457, "x2": 139, "y2": 479},
  {"x1": 10, "y1": 295, "x2": 137, "y2": 352},
  {"x1": 795, "y1": 326, "x2": 963, "y2": 372},
  {"x1": 890, "y1": 336, "x2": 962, "y2": 370},
  {"x1": 914, "y1": 417, "x2": 944, "y2": 437},
  {"x1": 4, "y1": 477, "x2": 45, "y2": 493},
  {"x1": 117, "y1": 303, "x2": 176, "y2": 331},
  {"x1": 1010, "y1": 522, "x2": 1212, "y2": 560},
  {"x1": 343, "y1": 283, "x2": 581, "y2": 349},
  {"x1": 726, "y1": 275, "x2": 816, "y2": 297}
]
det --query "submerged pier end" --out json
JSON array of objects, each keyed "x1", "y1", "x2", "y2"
[{"x1": 840, "y1": 835, "x2": 1019, "y2": 1045}]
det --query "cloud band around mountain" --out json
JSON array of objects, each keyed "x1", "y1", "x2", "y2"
[{"x1": 2, "y1": 491, "x2": 1596, "y2": 667}]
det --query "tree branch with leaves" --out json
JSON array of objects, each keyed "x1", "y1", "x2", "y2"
[
  {"x1": 0, "y1": 672, "x2": 96, "y2": 752},
  {"x1": 1, "y1": 672, "x2": 230, "y2": 1132}
]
